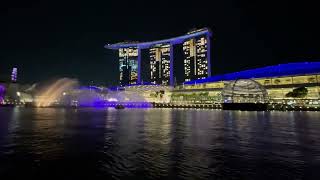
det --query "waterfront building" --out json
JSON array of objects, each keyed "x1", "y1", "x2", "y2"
[
  {"x1": 172, "y1": 62, "x2": 320, "y2": 107},
  {"x1": 118, "y1": 47, "x2": 139, "y2": 85},
  {"x1": 105, "y1": 28, "x2": 212, "y2": 86},
  {"x1": 222, "y1": 79, "x2": 268, "y2": 103},
  {"x1": 183, "y1": 30, "x2": 210, "y2": 82},
  {"x1": 150, "y1": 44, "x2": 171, "y2": 85}
]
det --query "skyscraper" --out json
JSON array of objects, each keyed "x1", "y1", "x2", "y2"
[
  {"x1": 118, "y1": 48, "x2": 139, "y2": 86},
  {"x1": 183, "y1": 29, "x2": 210, "y2": 82},
  {"x1": 150, "y1": 44, "x2": 171, "y2": 85},
  {"x1": 105, "y1": 28, "x2": 211, "y2": 86},
  {"x1": 11, "y1": 67, "x2": 17, "y2": 82}
]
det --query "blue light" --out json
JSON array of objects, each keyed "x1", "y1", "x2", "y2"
[
  {"x1": 108, "y1": 81, "x2": 156, "y2": 91},
  {"x1": 91, "y1": 101, "x2": 152, "y2": 108},
  {"x1": 11, "y1": 68, "x2": 17, "y2": 82},
  {"x1": 184, "y1": 62, "x2": 320, "y2": 85},
  {"x1": 79, "y1": 86, "x2": 103, "y2": 91},
  {"x1": 105, "y1": 29, "x2": 212, "y2": 50},
  {"x1": 0, "y1": 85, "x2": 5, "y2": 103},
  {"x1": 170, "y1": 44, "x2": 174, "y2": 86}
]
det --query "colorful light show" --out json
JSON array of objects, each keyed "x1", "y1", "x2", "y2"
[
  {"x1": 35, "y1": 78, "x2": 79, "y2": 107},
  {"x1": 0, "y1": 85, "x2": 5, "y2": 103},
  {"x1": 30, "y1": 78, "x2": 153, "y2": 108}
]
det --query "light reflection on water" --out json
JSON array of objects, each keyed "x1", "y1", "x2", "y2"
[{"x1": 0, "y1": 107, "x2": 320, "y2": 179}]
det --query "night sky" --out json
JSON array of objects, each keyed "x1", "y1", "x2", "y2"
[{"x1": 1, "y1": 0, "x2": 319, "y2": 85}]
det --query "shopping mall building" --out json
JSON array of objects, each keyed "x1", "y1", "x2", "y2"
[{"x1": 171, "y1": 62, "x2": 320, "y2": 107}]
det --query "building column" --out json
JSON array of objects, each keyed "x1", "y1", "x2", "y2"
[
  {"x1": 169, "y1": 44, "x2": 174, "y2": 86},
  {"x1": 137, "y1": 48, "x2": 142, "y2": 84},
  {"x1": 207, "y1": 33, "x2": 212, "y2": 77}
]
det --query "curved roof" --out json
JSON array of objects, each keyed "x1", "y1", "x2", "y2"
[
  {"x1": 222, "y1": 79, "x2": 268, "y2": 103},
  {"x1": 184, "y1": 62, "x2": 320, "y2": 85},
  {"x1": 104, "y1": 28, "x2": 212, "y2": 50}
]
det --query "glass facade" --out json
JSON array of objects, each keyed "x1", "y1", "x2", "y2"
[
  {"x1": 183, "y1": 36, "x2": 209, "y2": 82},
  {"x1": 119, "y1": 48, "x2": 138, "y2": 86},
  {"x1": 222, "y1": 79, "x2": 268, "y2": 103},
  {"x1": 149, "y1": 44, "x2": 171, "y2": 85}
]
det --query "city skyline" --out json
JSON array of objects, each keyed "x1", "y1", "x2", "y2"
[
  {"x1": 1, "y1": 0, "x2": 320, "y2": 85},
  {"x1": 1, "y1": 1, "x2": 320, "y2": 179}
]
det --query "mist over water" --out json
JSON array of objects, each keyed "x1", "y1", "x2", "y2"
[
  {"x1": 35, "y1": 78, "x2": 79, "y2": 107},
  {"x1": 107, "y1": 90, "x2": 148, "y2": 102},
  {"x1": 0, "y1": 108, "x2": 320, "y2": 179},
  {"x1": 32, "y1": 78, "x2": 153, "y2": 108}
]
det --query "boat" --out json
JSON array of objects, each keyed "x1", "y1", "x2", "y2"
[{"x1": 114, "y1": 104, "x2": 125, "y2": 109}]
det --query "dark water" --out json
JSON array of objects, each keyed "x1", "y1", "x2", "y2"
[{"x1": 0, "y1": 107, "x2": 320, "y2": 179}]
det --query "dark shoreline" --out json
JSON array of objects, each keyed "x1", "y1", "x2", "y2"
[{"x1": 1, "y1": 103, "x2": 319, "y2": 111}]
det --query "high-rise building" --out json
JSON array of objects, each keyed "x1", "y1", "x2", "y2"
[
  {"x1": 150, "y1": 44, "x2": 171, "y2": 85},
  {"x1": 11, "y1": 67, "x2": 17, "y2": 82},
  {"x1": 183, "y1": 32, "x2": 209, "y2": 82},
  {"x1": 105, "y1": 28, "x2": 211, "y2": 86},
  {"x1": 119, "y1": 48, "x2": 139, "y2": 86}
]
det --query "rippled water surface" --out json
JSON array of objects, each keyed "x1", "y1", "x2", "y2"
[{"x1": 0, "y1": 107, "x2": 320, "y2": 179}]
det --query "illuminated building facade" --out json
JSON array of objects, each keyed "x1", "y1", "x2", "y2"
[
  {"x1": 118, "y1": 48, "x2": 139, "y2": 85},
  {"x1": 0, "y1": 84, "x2": 5, "y2": 103},
  {"x1": 172, "y1": 62, "x2": 320, "y2": 106},
  {"x1": 150, "y1": 44, "x2": 171, "y2": 85},
  {"x1": 105, "y1": 28, "x2": 212, "y2": 86},
  {"x1": 183, "y1": 31, "x2": 210, "y2": 82},
  {"x1": 11, "y1": 67, "x2": 17, "y2": 82}
]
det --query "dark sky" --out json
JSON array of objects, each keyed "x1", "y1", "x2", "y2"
[{"x1": 1, "y1": 0, "x2": 319, "y2": 85}]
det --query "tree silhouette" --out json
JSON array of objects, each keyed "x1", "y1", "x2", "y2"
[{"x1": 285, "y1": 87, "x2": 308, "y2": 98}]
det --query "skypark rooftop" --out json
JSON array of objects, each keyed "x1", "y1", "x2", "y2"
[{"x1": 104, "y1": 28, "x2": 212, "y2": 50}]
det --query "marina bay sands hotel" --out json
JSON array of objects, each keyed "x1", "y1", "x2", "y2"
[{"x1": 105, "y1": 28, "x2": 212, "y2": 86}]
